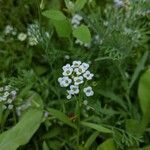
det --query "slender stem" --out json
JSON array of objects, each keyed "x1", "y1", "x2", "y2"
[{"x1": 76, "y1": 98, "x2": 81, "y2": 149}]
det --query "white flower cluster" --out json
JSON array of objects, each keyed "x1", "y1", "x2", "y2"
[
  {"x1": 71, "y1": 14, "x2": 83, "y2": 28},
  {"x1": 16, "y1": 101, "x2": 31, "y2": 116},
  {"x1": 75, "y1": 39, "x2": 91, "y2": 48},
  {"x1": 114, "y1": 0, "x2": 124, "y2": 8},
  {"x1": 4, "y1": 25, "x2": 17, "y2": 36},
  {"x1": 27, "y1": 23, "x2": 49, "y2": 46},
  {"x1": 58, "y1": 61, "x2": 94, "y2": 99},
  {"x1": 0, "y1": 85, "x2": 18, "y2": 110}
]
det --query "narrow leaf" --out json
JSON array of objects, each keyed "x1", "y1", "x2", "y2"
[
  {"x1": 81, "y1": 121, "x2": 113, "y2": 133},
  {"x1": 48, "y1": 108, "x2": 77, "y2": 129},
  {"x1": 84, "y1": 131, "x2": 99, "y2": 148},
  {"x1": 129, "y1": 51, "x2": 149, "y2": 90}
]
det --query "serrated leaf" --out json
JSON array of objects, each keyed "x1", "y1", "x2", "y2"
[
  {"x1": 48, "y1": 108, "x2": 77, "y2": 129},
  {"x1": 81, "y1": 121, "x2": 113, "y2": 133},
  {"x1": 0, "y1": 108, "x2": 43, "y2": 150},
  {"x1": 73, "y1": 25, "x2": 91, "y2": 43},
  {"x1": 75, "y1": 0, "x2": 87, "y2": 11},
  {"x1": 97, "y1": 139, "x2": 116, "y2": 150}
]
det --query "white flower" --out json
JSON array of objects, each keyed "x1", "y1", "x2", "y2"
[
  {"x1": 81, "y1": 62, "x2": 89, "y2": 71},
  {"x1": 83, "y1": 100, "x2": 88, "y2": 105},
  {"x1": 83, "y1": 70, "x2": 94, "y2": 80},
  {"x1": 72, "y1": 61, "x2": 81, "y2": 68},
  {"x1": 70, "y1": 85, "x2": 79, "y2": 94},
  {"x1": 7, "y1": 98, "x2": 13, "y2": 104},
  {"x1": 3, "y1": 91, "x2": 9, "y2": 97},
  {"x1": 17, "y1": 33, "x2": 27, "y2": 41},
  {"x1": 28, "y1": 37, "x2": 38, "y2": 46},
  {"x1": 74, "y1": 76, "x2": 84, "y2": 85},
  {"x1": 4, "y1": 85, "x2": 10, "y2": 91},
  {"x1": 75, "y1": 39, "x2": 84, "y2": 45},
  {"x1": 71, "y1": 14, "x2": 83, "y2": 27},
  {"x1": 11, "y1": 90, "x2": 17, "y2": 96},
  {"x1": 4, "y1": 25, "x2": 13, "y2": 35},
  {"x1": 64, "y1": 55, "x2": 70, "y2": 60},
  {"x1": 67, "y1": 93, "x2": 72, "y2": 99},
  {"x1": 83, "y1": 86, "x2": 94, "y2": 97},
  {"x1": 8, "y1": 104, "x2": 14, "y2": 110},
  {"x1": 62, "y1": 64, "x2": 73, "y2": 76},
  {"x1": 58, "y1": 77, "x2": 72, "y2": 87},
  {"x1": 114, "y1": 0, "x2": 124, "y2": 7}
]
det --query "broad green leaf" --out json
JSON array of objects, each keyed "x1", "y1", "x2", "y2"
[
  {"x1": 81, "y1": 121, "x2": 113, "y2": 133},
  {"x1": 42, "y1": 141, "x2": 49, "y2": 150},
  {"x1": 0, "y1": 108, "x2": 43, "y2": 150},
  {"x1": 138, "y1": 69, "x2": 150, "y2": 120},
  {"x1": 42, "y1": 10, "x2": 66, "y2": 20},
  {"x1": 84, "y1": 131, "x2": 99, "y2": 148},
  {"x1": 48, "y1": 108, "x2": 77, "y2": 129},
  {"x1": 51, "y1": 19, "x2": 72, "y2": 38},
  {"x1": 138, "y1": 69, "x2": 150, "y2": 134},
  {"x1": 75, "y1": 0, "x2": 87, "y2": 11},
  {"x1": 129, "y1": 51, "x2": 149, "y2": 90},
  {"x1": 143, "y1": 145, "x2": 150, "y2": 150},
  {"x1": 97, "y1": 139, "x2": 116, "y2": 150},
  {"x1": 73, "y1": 25, "x2": 91, "y2": 43},
  {"x1": 42, "y1": 9, "x2": 72, "y2": 37}
]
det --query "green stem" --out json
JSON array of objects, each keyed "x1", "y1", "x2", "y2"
[{"x1": 76, "y1": 98, "x2": 81, "y2": 149}]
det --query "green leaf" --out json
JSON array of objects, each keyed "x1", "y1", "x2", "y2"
[
  {"x1": 42, "y1": 10, "x2": 66, "y2": 20},
  {"x1": 125, "y1": 119, "x2": 139, "y2": 136},
  {"x1": 138, "y1": 69, "x2": 150, "y2": 134},
  {"x1": 138, "y1": 69, "x2": 150, "y2": 120},
  {"x1": 42, "y1": 141, "x2": 49, "y2": 150},
  {"x1": 0, "y1": 108, "x2": 43, "y2": 150},
  {"x1": 42, "y1": 9, "x2": 72, "y2": 37},
  {"x1": 75, "y1": 0, "x2": 87, "y2": 11},
  {"x1": 143, "y1": 145, "x2": 150, "y2": 150},
  {"x1": 73, "y1": 25, "x2": 91, "y2": 43},
  {"x1": 97, "y1": 139, "x2": 116, "y2": 150},
  {"x1": 84, "y1": 131, "x2": 99, "y2": 148},
  {"x1": 129, "y1": 51, "x2": 149, "y2": 90},
  {"x1": 81, "y1": 121, "x2": 113, "y2": 133},
  {"x1": 48, "y1": 108, "x2": 77, "y2": 129},
  {"x1": 51, "y1": 19, "x2": 72, "y2": 38}
]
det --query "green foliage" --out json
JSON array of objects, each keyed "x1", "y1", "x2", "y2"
[
  {"x1": 0, "y1": 108, "x2": 43, "y2": 150},
  {"x1": 73, "y1": 25, "x2": 91, "y2": 43},
  {"x1": 42, "y1": 9, "x2": 72, "y2": 37},
  {"x1": 0, "y1": 0, "x2": 149, "y2": 149},
  {"x1": 74, "y1": 0, "x2": 87, "y2": 12},
  {"x1": 97, "y1": 139, "x2": 116, "y2": 150},
  {"x1": 48, "y1": 108, "x2": 77, "y2": 129}
]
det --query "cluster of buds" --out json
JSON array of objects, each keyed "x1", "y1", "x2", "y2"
[
  {"x1": 58, "y1": 61, "x2": 94, "y2": 99},
  {"x1": 0, "y1": 85, "x2": 18, "y2": 110}
]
